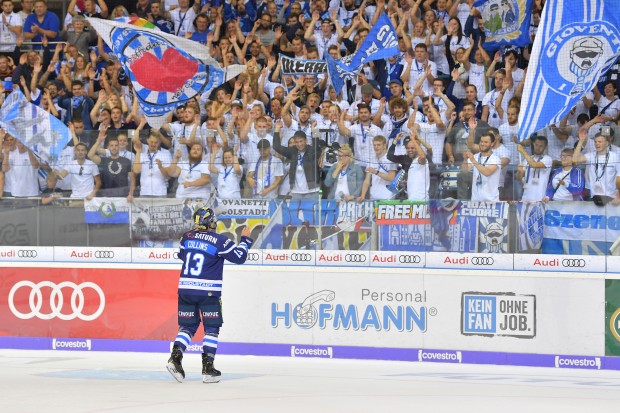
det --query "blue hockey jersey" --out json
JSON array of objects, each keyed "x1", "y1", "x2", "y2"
[{"x1": 177, "y1": 230, "x2": 253, "y2": 297}]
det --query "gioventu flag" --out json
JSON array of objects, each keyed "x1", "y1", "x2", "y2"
[
  {"x1": 474, "y1": 0, "x2": 533, "y2": 50},
  {"x1": 327, "y1": 13, "x2": 400, "y2": 93},
  {"x1": 0, "y1": 90, "x2": 71, "y2": 162},
  {"x1": 88, "y1": 18, "x2": 245, "y2": 129},
  {"x1": 518, "y1": 0, "x2": 620, "y2": 141}
]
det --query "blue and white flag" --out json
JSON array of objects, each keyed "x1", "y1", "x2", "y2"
[
  {"x1": 474, "y1": 0, "x2": 533, "y2": 50},
  {"x1": 84, "y1": 198, "x2": 130, "y2": 224},
  {"x1": 88, "y1": 18, "x2": 245, "y2": 129},
  {"x1": 327, "y1": 13, "x2": 400, "y2": 93},
  {"x1": 0, "y1": 90, "x2": 71, "y2": 162},
  {"x1": 518, "y1": 0, "x2": 620, "y2": 141}
]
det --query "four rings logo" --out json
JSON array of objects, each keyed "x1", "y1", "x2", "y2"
[
  {"x1": 246, "y1": 252, "x2": 260, "y2": 261},
  {"x1": 399, "y1": 255, "x2": 421, "y2": 264},
  {"x1": 562, "y1": 259, "x2": 586, "y2": 268},
  {"x1": 8, "y1": 281, "x2": 106, "y2": 321},
  {"x1": 18, "y1": 250, "x2": 37, "y2": 258},
  {"x1": 291, "y1": 253, "x2": 312, "y2": 262},
  {"x1": 94, "y1": 250, "x2": 114, "y2": 259},
  {"x1": 472, "y1": 257, "x2": 494, "y2": 266},
  {"x1": 345, "y1": 254, "x2": 366, "y2": 263}
]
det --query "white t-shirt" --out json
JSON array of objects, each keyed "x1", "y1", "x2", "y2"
[
  {"x1": 469, "y1": 153, "x2": 501, "y2": 201},
  {"x1": 405, "y1": 59, "x2": 437, "y2": 97},
  {"x1": 407, "y1": 159, "x2": 430, "y2": 201},
  {"x1": 175, "y1": 161, "x2": 211, "y2": 199},
  {"x1": 214, "y1": 164, "x2": 243, "y2": 200},
  {"x1": 65, "y1": 160, "x2": 100, "y2": 198},
  {"x1": 494, "y1": 143, "x2": 510, "y2": 187},
  {"x1": 368, "y1": 153, "x2": 397, "y2": 200},
  {"x1": 170, "y1": 7, "x2": 197, "y2": 37},
  {"x1": 551, "y1": 168, "x2": 581, "y2": 201},
  {"x1": 138, "y1": 149, "x2": 172, "y2": 196},
  {"x1": 584, "y1": 150, "x2": 620, "y2": 198},
  {"x1": 7, "y1": 149, "x2": 39, "y2": 197},
  {"x1": 350, "y1": 123, "x2": 382, "y2": 168},
  {"x1": 250, "y1": 156, "x2": 284, "y2": 199},
  {"x1": 521, "y1": 154, "x2": 553, "y2": 201},
  {"x1": 418, "y1": 123, "x2": 446, "y2": 165},
  {"x1": 0, "y1": 12, "x2": 22, "y2": 52}
]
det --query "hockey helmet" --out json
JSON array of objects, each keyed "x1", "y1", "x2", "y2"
[{"x1": 193, "y1": 207, "x2": 217, "y2": 230}]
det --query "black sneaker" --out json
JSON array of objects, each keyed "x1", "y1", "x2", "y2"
[
  {"x1": 166, "y1": 345, "x2": 185, "y2": 383},
  {"x1": 202, "y1": 353, "x2": 221, "y2": 383}
]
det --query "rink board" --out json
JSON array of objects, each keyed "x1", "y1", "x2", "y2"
[{"x1": 0, "y1": 251, "x2": 618, "y2": 370}]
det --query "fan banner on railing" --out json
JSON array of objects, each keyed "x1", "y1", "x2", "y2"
[
  {"x1": 84, "y1": 198, "x2": 130, "y2": 224},
  {"x1": 517, "y1": 0, "x2": 620, "y2": 141},
  {"x1": 473, "y1": 0, "x2": 533, "y2": 50},
  {"x1": 0, "y1": 90, "x2": 71, "y2": 162},
  {"x1": 87, "y1": 18, "x2": 246, "y2": 129},
  {"x1": 376, "y1": 200, "x2": 509, "y2": 253}
]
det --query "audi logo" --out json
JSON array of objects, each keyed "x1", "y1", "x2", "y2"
[
  {"x1": 345, "y1": 254, "x2": 366, "y2": 263},
  {"x1": 94, "y1": 250, "x2": 114, "y2": 259},
  {"x1": 561, "y1": 259, "x2": 586, "y2": 268},
  {"x1": 290, "y1": 253, "x2": 312, "y2": 262},
  {"x1": 8, "y1": 281, "x2": 106, "y2": 321},
  {"x1": 17, "y1": 250, "x2": 38, "y2": 258},
  {"x1": 471, "y1": 257, "x2": 494, "y2": 265},
  {"x1": 247, "y1": 252, "x2": 260, "y2": 261},
  {"x1": 399, "y1": 255, "x2": 421, "y2": 264}
]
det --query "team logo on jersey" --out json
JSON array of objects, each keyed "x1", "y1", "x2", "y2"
[{"x1": 541, "y1": 22, "x2": 620, "y2": 97}]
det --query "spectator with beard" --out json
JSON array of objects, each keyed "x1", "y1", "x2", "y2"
[{"x1": 168, "y1": 141, "x2": 212, "y2": 199}]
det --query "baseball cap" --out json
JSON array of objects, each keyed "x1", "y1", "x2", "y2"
[
  {"x1": 361, "y1": 83, "x2": 374, "y2": 95},
  {"x1": 231, "y1": 99, "x2": 243, "y2": 107},
  {"x1": 293, "y1": 130, "x2": 307, "y2": 140},
  {"x1": 389, "y1": 79, "x2": 403, "y2": 87},
  {"x1": 257, "y1": 138, "x2": 271, "y2": 150},
  {"x1": 322, "y1": 18, "x2": 333, "y2": 25}
]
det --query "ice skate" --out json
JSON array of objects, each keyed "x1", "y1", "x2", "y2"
[
  {"x1": 202, "y1": 354, "x2": 221, "y2": 383},
  {"x1": 166, "y1": 345, "x2": 185, "y2": 383}
]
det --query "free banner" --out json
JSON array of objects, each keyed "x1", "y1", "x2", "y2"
[
  {"x1": 376, "y1": 200, "x2": 509, "y2": 252},
  {"x1": 542, "y1": 201, "x2": 620, "y2": 255},
  {"x1": 279, "y1": 55, "x2": 327, "y2": 75},
  {"x1": 473, "y1": 0, "x2": 533, "y2": 50}
]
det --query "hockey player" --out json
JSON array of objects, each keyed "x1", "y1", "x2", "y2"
[{"x1": 166, "y1": 207, "x2": 254, "y2": 383}]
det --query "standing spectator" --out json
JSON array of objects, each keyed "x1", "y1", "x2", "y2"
[
  {"x1": 463, "y1": 132, "x2": 501, "y2": 201},
  {"x1": 246, "y1": 139, "x2": 284, "y2": 199},
  {"x1": 516, "y1": 136, "x2": 553, "y2": 202},
  {"x1": 324, "y1": 143, "x2": 364, "y2": 201},
  {"x1": 543, "y1": 148, "x2": 584, "y2": 202},
  {"x1": 170, "y1": 0, "x2": 199, "y2": 38},
  {"x1": 0, "y1": 0, "x2": 23, "y2": 58},
  {"x1": 59, "y1": 80, "x2": 95, "y2": 130},
  {"x1": 574, "y1": 129, "x2": 620, "y2": 205},
  {"x1": 272, "y1": 121, "x2": 321, "y2": 199},
  {"x1": 387, "y1": 132, "x2": 431, "y2": 201},
  {"x1": 358, "y1": 135, "x2": 397, "y2": 201},
  {"x1": 402, "y1": 43, "x2": 436, "y2": 98},
  {"x1": 133, "y1": 131, "x2": 172, "y2": 197},
  {"x1": 2, "y1": 135, "x2": 40, "y2": 197},
  {"x1": 87, "y1": 129, "x2": 136, "y2": 200},
  {"x1": 18, "y1": 0, "x2": 34, "y2": 24},
  {"x1": 58, "y1": 15, "x2": 96, "y2": 58},
  {"x1": 338, "y1": 102, "x2": 382, "y2": 169},
  {"x1": 146, "y1": 0, "x2": 174, "y2": 34},
  {"x1": 57, "y1": 142, "x2": 101, "y2": 200},
  {"x1": 168, "y1": 142, "x2": 212, "y2": 199},
  {"x1": 593, "y1": 81, "x2": 619, "y2": 126},
  {"x1": 23, "y1": 0, "x2": 60, "y2": 51},
  {"x1": 209, "y1": 145, "x2": 243, "y2": 201}
]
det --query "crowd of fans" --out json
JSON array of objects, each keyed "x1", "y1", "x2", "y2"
[{"x1": 0, "y1": 0, "x2": 619, "y2": 206}]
